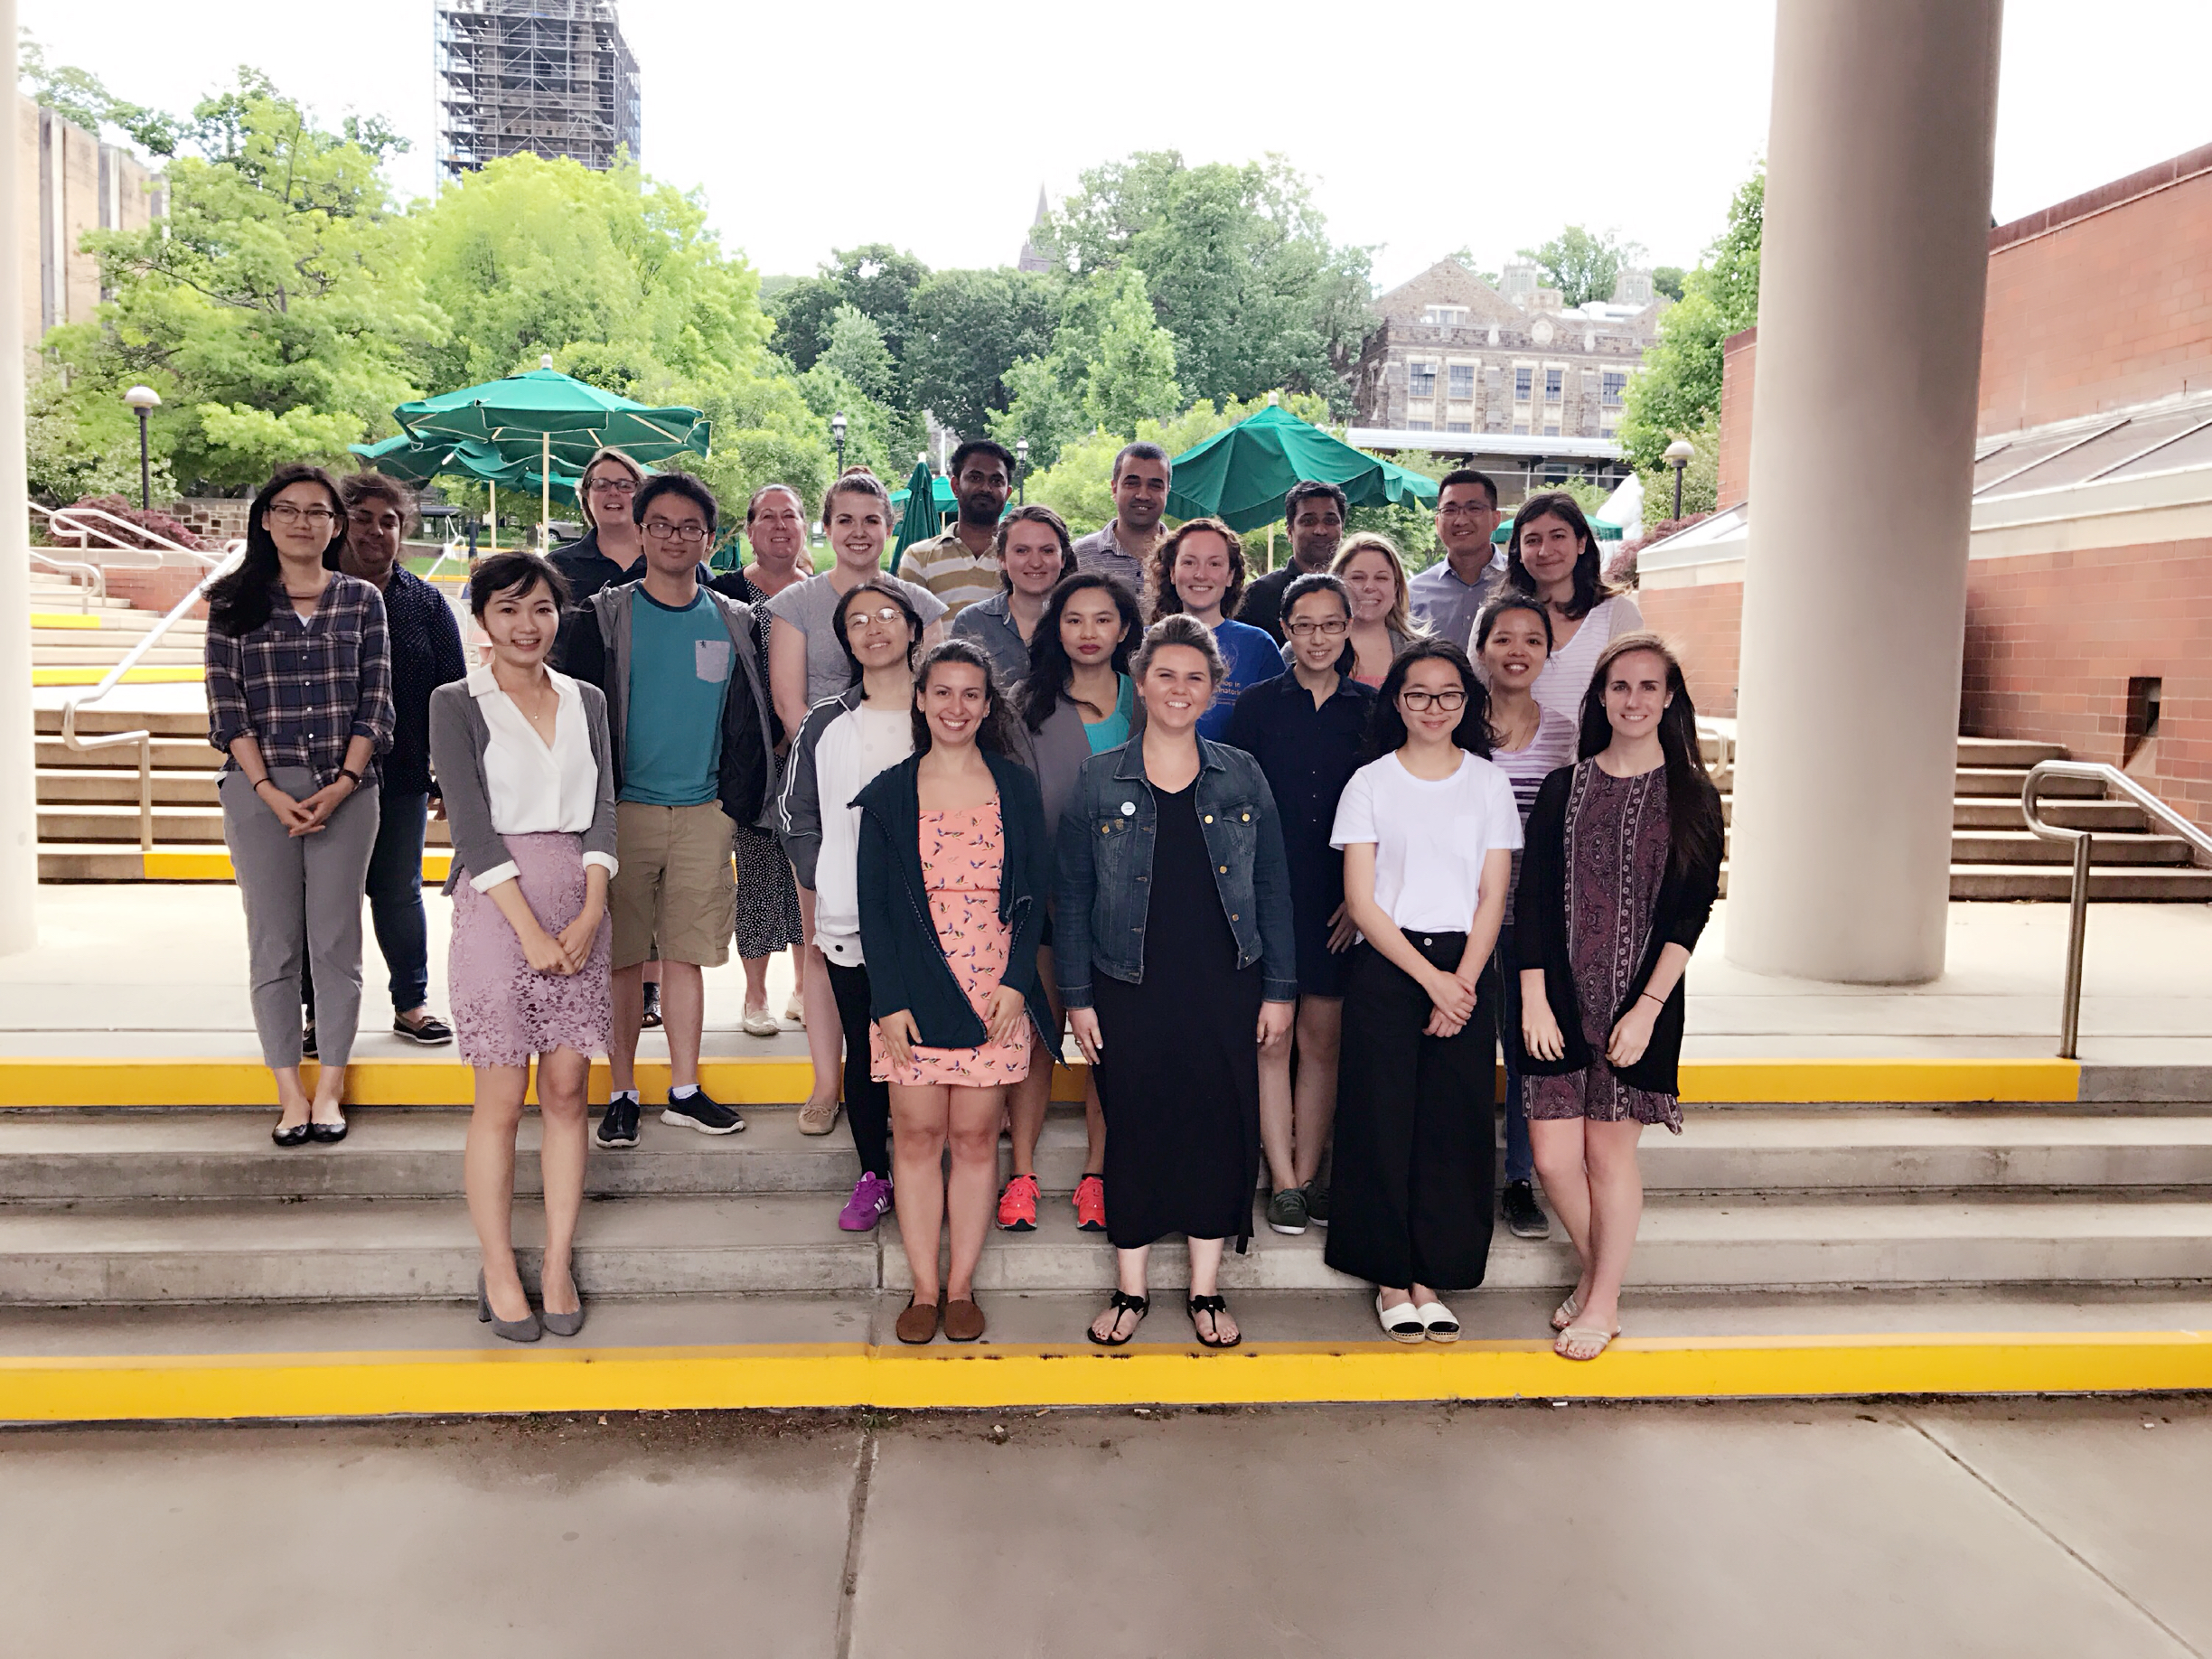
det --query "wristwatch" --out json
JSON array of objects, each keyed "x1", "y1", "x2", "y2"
[{"x1": 338, "y1": 767, "x2": 365, "y2": 788}]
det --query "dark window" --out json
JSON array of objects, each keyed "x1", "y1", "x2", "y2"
[
  {"x1": 1514, "y1": 366, "x2": 1532, "y2": 401},
  {"x1": 1601, "y1": 370, "x2": 1626, "y2": 407},
  {"x1": 1544, "y1": 368, "x2": 1564, "y2": 402},
  {"x1": 1445, "y1": 421, "x2": 1471, "y2": 433},
  {"x1": 1408, "y1": 361, "x2": 1437, "y2": 398}
]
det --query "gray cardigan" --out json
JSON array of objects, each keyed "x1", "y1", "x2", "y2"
[{"x1": 427, "y1": 670, "x2": 619, "y2": 896}]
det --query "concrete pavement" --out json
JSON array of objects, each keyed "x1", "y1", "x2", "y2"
[{"x1": 4, "y1": 1398, "x2": 2207, "y2": 1656}]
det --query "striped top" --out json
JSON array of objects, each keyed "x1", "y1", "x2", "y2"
[
  {"x1": 1487, "y1": 703, "x2": 1579, "y2": 925},
  {"x1": 896, "y1": 530, "x2": 1002, "y2": 618}
]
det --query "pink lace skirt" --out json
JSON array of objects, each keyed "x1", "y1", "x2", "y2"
[{"x1": 449, "y1": 832, "x2": 613, "y2": 1067}]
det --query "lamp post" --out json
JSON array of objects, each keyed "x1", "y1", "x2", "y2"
[
  {"x1": 1015, "y1": 436, "x2": 1028, "y2": 505},
  {"x1": 1664, "y1": 436, "x2": 1696, "y2": 520},
  {"x1": 830, "y1": 411, "x2": 848, "y2": 475},
  {"x1": 123, "y1": 386, "x2": 160, "y2": 511}
]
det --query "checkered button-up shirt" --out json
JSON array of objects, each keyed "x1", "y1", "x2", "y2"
[{"x1": 205, "y1": 574, "x2": 396, "y2": 788}]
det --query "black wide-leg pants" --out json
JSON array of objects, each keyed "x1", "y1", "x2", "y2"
[{"x1": 1324, "y1": 933, "x2": 1497, "y2": 1292}]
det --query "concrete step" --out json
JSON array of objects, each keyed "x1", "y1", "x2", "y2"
[
  {"x1": 34, "y1": 842, "x2": 450, "y2": 882},
  {"x1": 1949, "y1": 798, "x2": 2147, "y2": 832},
  {"x1": 1949, "y1": 830, "x2": 2196, "y2": 867},
  {"x1": 34, "y1": 769, "x2": 220, "y2": 808},
  {"x1": 6, "y1": 1187, "x2": 2212, "y2": 1304},
  {"x1": 32, "y1": 647, "x2": 205, "y2": 669},
  {"x1": 1945, "y1": 863, "x2": 2212, "y2": 900},
  {"x1": 30, "y1": 611, "x2": 203, "y2": 633},
  {"x1": 35, "y1": 708, "x2": 206, "y2": 739},
  {"x1": 5, "y1": 1108, "x2": 2209, "y2": 1206},
  {"x1": 1954, "y1": 766, "x2": 2103, "y2": 799},
  {"x1": 34, "y1": 737, "x2": 223, "y2": 772},
  {"x1": 35, "y1": 804, "x2": 452, "y2": 846},
  {"x1": 1955, "y1": 737, "x2": 2069, "y2": 768}
]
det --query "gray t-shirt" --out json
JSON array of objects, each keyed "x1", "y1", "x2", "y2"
[{"x1": 766, "y1": 571, "x2": 947, "y2": 708}]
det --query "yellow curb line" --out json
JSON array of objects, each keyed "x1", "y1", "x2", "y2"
[
  {"x1": 31, "y1": 613, "x2": 105, "y2": 630},
  {"x1": 138, "y1": 850, "x2": 454, "y2": 883},
  {"x1": 0, "y1": 1055, "x2": 2080, "y2": 1109},
  {"x1": 32, "y1": 666, "x2": 204, "y2": 685},
  {"x1": 4, "y1": 1331, "x2": 2206, "y2": 1421}
]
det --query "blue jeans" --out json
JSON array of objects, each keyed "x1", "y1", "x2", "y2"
[
  {"x1": 304, "y1": 791, "x2": 431, "y2": 1017},
  {"x1": 1493, "y1": 922, "x2": 1533, "y2": 1186}
]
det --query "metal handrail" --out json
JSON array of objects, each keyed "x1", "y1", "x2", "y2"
[
  {"x1": 56, "y1": 548, "x2": 243, "y2": 853},
  {"x1": 28, "y1": 548, "x2": 104, "y2": 612},
  {"x1": 2021, "y1": 759, "x2": 2212, "y2": 1058},
  {"x1": 420, "y1": 535, "x2": 470, "y2": 585},
  {"x1": 39, "y1": 501, "x2": 223, "y2": 568}
]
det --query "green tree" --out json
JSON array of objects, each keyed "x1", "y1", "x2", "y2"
[
  {"x1": 820, "y1": 305, "x2": 897, "y2": 404},
  {"x1": 18, "y1": 29, "x2": 181, "y2": 155},
  {"x1": 52, "y1": 70, "x2": 441, "y2": 488},
  {"x1": 23, "y1": 359, "x2": 177, "y2": 502},
  {"x1": 902, "y1": 267, "x2": 1059, "y2": 439},
  {"x1": 767, "y1": 243, "x2": 930, "y2": 381},
  {"x1": 1651, "y1": 266, "x2": 1688, "y2": 303},
  {"x1": 1081, "y1": 267, "x2": 1180, "y2": 435},
  {"x1": 1517, "y1": 225, "x2": 1645, "y2": 309},
  {"x1": 1037, "y1": 152, "x2": 1374, "y2": 411},
  {"x1": 1617, "y1": 167, "x2": 1763, "y2": 473}
]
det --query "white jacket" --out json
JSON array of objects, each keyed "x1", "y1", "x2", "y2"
[{"x1": 776, "y1": 689, "x2": 914, "y2": 967}]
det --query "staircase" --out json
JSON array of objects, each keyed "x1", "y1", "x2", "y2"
[
  {"x1": 28, "y1": 571, "x2": 205, "y2": 685},
  {"x1": 1, "y1": 1096, "x2": 2208, "y2": 1304},
  {"x1": 1711, "y1": 735, "x2": 2212, "y2": 900}
]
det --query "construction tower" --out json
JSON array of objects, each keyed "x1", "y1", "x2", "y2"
[{"x1": 436, "y1": 0, "x2": 642, "y2": 179}]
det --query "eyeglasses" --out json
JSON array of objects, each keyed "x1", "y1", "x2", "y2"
[
  {"x1": 1438, "y1": 504, "x2": 1494, "y2": 520},
  {"x1": 1286, "y1": 618, "x2": 1349, "y2": 639},
  {"x1": 267, "y1": 505, "x2": 335, "y2": 526},
  {"x1": 1398, "y1": 688, "x2": 1468, "y2": 712},
  {"x1": 848, "y1": 605, "x2": 908, "y2": 627},
  {"x1": 643, "y1": 520, "x2": 709, "y2": 544},
  {"x1": 586, "y1": 477, "x2": 638, "y2": 496}
]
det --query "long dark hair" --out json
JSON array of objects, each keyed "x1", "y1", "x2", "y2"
[
  {"x1": 832, "y1": 577, "x2": 923, "y2": 684},
  {"x1": 911, "y1": 639, "x2": 1017, "y2": 756},
  {"x1": 1575, "y1": 631, "x2": 1724, "y2": 885},
  {"x1": 1149, "y1": 516, "x2": 1247, "y2": 622},
  {"x1": 207, "y1": 464, "x2": 348, "y2": 636},
  {"x1": 1281, "y1": 570, "x2": 1356, "y2": 678},
  {"x1": 1505, "y1": 490, "x2": 1616, "y2": 622},
  {"x1": 1018, "y1": 572, "x2": 1141, "y2": 733},
  {"x1": 1366, "y1": 638, "x2": 1492, "y2": 761}
]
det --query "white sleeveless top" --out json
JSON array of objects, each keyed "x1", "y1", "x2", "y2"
[{"x1": 1529, "y1": 594, "x2": 1643, "y2": 721}]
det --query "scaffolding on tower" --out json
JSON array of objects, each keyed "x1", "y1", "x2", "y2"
[{"x1": 435, "y1": 0, "x2": 642, "y2": 179}]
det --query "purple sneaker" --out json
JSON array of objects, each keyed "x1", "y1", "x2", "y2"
[{"x1": 838, "y1": 1172, "x2": 894, "y2": 1232}]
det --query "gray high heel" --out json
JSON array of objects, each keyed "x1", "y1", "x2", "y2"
[
  {"x1": 540, "y1": 1298, "x2": 586, "y2": 1339},
  {"x1": 477, "y1": 1270, "x2": 540, "y2": 1343}
]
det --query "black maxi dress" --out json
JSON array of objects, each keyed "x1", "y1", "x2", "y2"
[{"x1": 1090, "y1": 779, "x2": 1263, "y2": 1251}]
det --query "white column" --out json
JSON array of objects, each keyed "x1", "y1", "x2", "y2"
[
  {"x1": 1724, "y1": 0, "x2": 2001, "y2": 984},
  {"x1": 0, "y1": 0, "x2": 41, "y2": 955}
]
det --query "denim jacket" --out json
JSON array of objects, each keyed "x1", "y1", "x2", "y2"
[{"x1": 1054, "y1": 736, "x2": 1298, "y2": 1008}]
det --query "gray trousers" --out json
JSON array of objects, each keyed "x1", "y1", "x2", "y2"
[{"x1": 220, "y1": 766, "x2": 380, "y2": 1069}]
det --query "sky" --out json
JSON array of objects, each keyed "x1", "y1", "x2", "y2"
[{"x1": 20, "y1": 0, "x2": 2212, "y2": 293}]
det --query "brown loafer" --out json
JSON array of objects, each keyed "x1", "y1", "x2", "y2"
[
  {"x1": 895, "y1": 1294, "x2": 942, "y2": 1345},
  {"x1": 942, "y1": 1297, "x2": 986, "y2": 1343}
]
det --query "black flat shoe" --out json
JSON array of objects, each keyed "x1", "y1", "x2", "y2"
[
  {"x1": 307, "y1": 1118, "x2": 348, "y2": 1145},
  {"x1": 271, "y1": 1120, "x2": 311, "y2": 1148}
]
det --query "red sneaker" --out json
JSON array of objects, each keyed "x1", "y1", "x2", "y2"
[
  {"x1": 997, "y1": 1172, "x2": 1040, "y2": 1232},
  {"x1": 1073, "y1": 1174, "x2": 1106, "y2": 1233}
]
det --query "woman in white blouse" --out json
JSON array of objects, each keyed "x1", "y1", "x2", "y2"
[
  {"x1": 1497, "y1": 491, "x2": 1643, "y2": 720},
  {"x1": 428, "y1": 552, "x2": 619, "y2": 1343},
  {"x1": 1327, "y1": 639, "x2": 1521, "y2": 1343}
]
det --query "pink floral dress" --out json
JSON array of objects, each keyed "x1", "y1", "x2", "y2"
[{"x1": 868, "y1": 800, "x2": 1032, "y2": 1088}]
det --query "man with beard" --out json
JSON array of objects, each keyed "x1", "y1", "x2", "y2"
[
  {"x1": 1236, "y1": 479, "x2": 1346, "y2": 642},
  {"x1": 1072, "y1": 441, "x2": 1170, "y2": 608},
  {"x1": 897, "y1": 439, "x2": 1014, "y2": 619}
]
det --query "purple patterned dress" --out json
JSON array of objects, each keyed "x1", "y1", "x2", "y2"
[
  {"x1": 448, "y1": 831, "x2": 614, "y2": 1066},
  {"x1": 1524, "y1": 761, "x2": 1683, "y2": 1132}
]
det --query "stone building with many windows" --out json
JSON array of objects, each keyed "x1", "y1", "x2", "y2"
[{"x1": 1348, "y1": 258, "x2": 1663, "y2": 494}]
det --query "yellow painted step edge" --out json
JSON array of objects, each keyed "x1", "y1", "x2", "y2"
[
  {"x1": 33, "y1": 666, "x2": 204, "y2": 685},
  {"x1": 134, "y1": 849, "x2": 453, "y2": 882},
  {"x1": 31, "y1": 612, "x2": 104, "y2": 629},
  {"x1": 1, "y1": 1330, "x2": 2205, "y2": 1421},
  {"x1": 0, "y1": 1055, "x2": 2081, "y2": 1108}
]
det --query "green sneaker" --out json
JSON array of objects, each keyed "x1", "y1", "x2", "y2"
[{"x1": 1266, "y1": 1185, "x2": 1309, "y2": 1235}]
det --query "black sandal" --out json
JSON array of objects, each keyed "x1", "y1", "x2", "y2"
[
  {"x1": 1187, "y1": 1293, "x2": 1242, "y2": 1350},
  {"x1": 1086, "y1": 1290, "x2": 1148, "y2": 1346}
]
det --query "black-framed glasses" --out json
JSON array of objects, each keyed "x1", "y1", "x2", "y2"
[
  {"x1": 1398, "y1": 688, "x2": 1467, "y2": 712},
  {"x1": 1286, "y1": 618, "x2": 1349, "y2": 639},
  {"x1": 643, "y1": 520, "x2": 708, "y2": 544},
  {"x1": 267, "y1": 505, "x2": 335, "y2": 526},
  {"x1": 587, "y1": 477, "x2": 638, "y2": 496}
]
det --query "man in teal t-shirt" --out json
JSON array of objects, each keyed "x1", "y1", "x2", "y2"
[{"x1": 623, "y1": 589, "x2": 728, "y2": 805}]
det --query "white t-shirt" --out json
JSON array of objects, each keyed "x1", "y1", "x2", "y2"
[{"x1": 1330, "y1": 749, "x2": 1523, "y2": 933}]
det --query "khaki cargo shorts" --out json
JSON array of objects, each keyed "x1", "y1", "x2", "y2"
[{"x1": 610, "y1": 800, "x2": 736, "y2": 969}]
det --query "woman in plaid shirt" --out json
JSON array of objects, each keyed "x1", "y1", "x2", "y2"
[{"x1": 204, "y1": 464, "x2": 394, "y2": 1146}]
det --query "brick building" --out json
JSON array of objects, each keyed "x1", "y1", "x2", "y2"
[
  {"x1": 1637, "y1": 142, "x2": 2212, "y2": 830},
  {"x1": 1347, "y1": 257, "x2": 1660, "y2": 501}
]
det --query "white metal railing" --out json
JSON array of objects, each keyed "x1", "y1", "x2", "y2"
[
  {"x1": 2020, "y1": 760, "x2": 2212, "y2": 1059},
  {"x1": 29, "y1": 548, "x2": 105, "y2": 612},
  {"x1": 420, "y1": 535, "x2": 470, "y2": 584},
  {"x1": 55, "y1": 547, "x2": 244, "y2": 853},
  {"x1": 39, "y1": 501, "x2": 224, "y2": 569}
]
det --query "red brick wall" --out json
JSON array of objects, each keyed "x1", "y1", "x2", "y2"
[
  {"x1": 103, "y1": 563, "x2": 208, "y2": 618},
  {"x1": 1638, "y1": 579, "x2": 1744, "y2": 718},
  {"x1": 1961, "y1": 538, "x2": 2212, "y2": 828},
  {"x1": 1717, "y1": 327, "x2": 1757, "y2": 511},
  {"x1": 1979, "y1": 145, "x2": 2212, "y2": 432}
]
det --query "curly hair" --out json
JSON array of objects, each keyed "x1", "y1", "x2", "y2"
[{"x1": 1148, "y1": 516, "x2": 1247, "y2": 622}]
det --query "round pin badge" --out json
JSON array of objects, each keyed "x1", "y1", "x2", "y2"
[{"x1": 1120, "y1": 801, "x2": 1137, "y2": 815}]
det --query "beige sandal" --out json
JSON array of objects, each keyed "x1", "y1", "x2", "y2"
[
  {"x1": 1551, "y1": 1291, "x2": 1582, "y2": 1332},
  {"x1": 1554, "y1": 1324, "x2": 1619, "y2": 1362}
]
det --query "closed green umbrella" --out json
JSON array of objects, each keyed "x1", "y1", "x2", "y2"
[
  {"x1": 892, "y1": 458, "x2": 942, "y2": 563},
  {"x1": 1166, "y1": 403, "x2": 1439, "y2": 532}
]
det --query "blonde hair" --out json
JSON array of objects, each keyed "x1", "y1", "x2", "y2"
[
  {"x1": 823, "y1": 465, "x2": 894, "y2": 525},
  {"x1": 1133, "y1": 613, "x2": 1227, "y2": 685},
  {"x1": 1333, "y1": 531, "x2": 1422, "y2": 641},
  {"x1": 576, "y1": 446, "x2": 646, "y2": 531}
]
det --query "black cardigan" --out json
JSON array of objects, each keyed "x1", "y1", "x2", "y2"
[
  {"x1": 1513, "y1": 762, "x2": 1721, "y2": 1097},
  {"x1": 853, "y1": 750, "x2": 1056, "y2": 1050}
]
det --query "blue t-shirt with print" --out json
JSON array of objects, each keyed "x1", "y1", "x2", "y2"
[
  {"x1": 623, "y1": 588, "x2": 728, "y2": 806},
  {"x1": 1203, "y1": 619, "x2": 1286, "y2": 741}
]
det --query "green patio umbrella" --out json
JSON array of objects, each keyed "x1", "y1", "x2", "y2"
[
  {"x1": 888, "y1": 472, "x2": 957, "y2": 518},
  {"x1": 1166, "y1": 404, "x2": 1439, "y2": 532},
  {"x1": 892, "y1": 459, "x2": 942, "y2": 562},
  {"x1": 349, "y1": 433, "x2": 524, "y2": 487}
]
